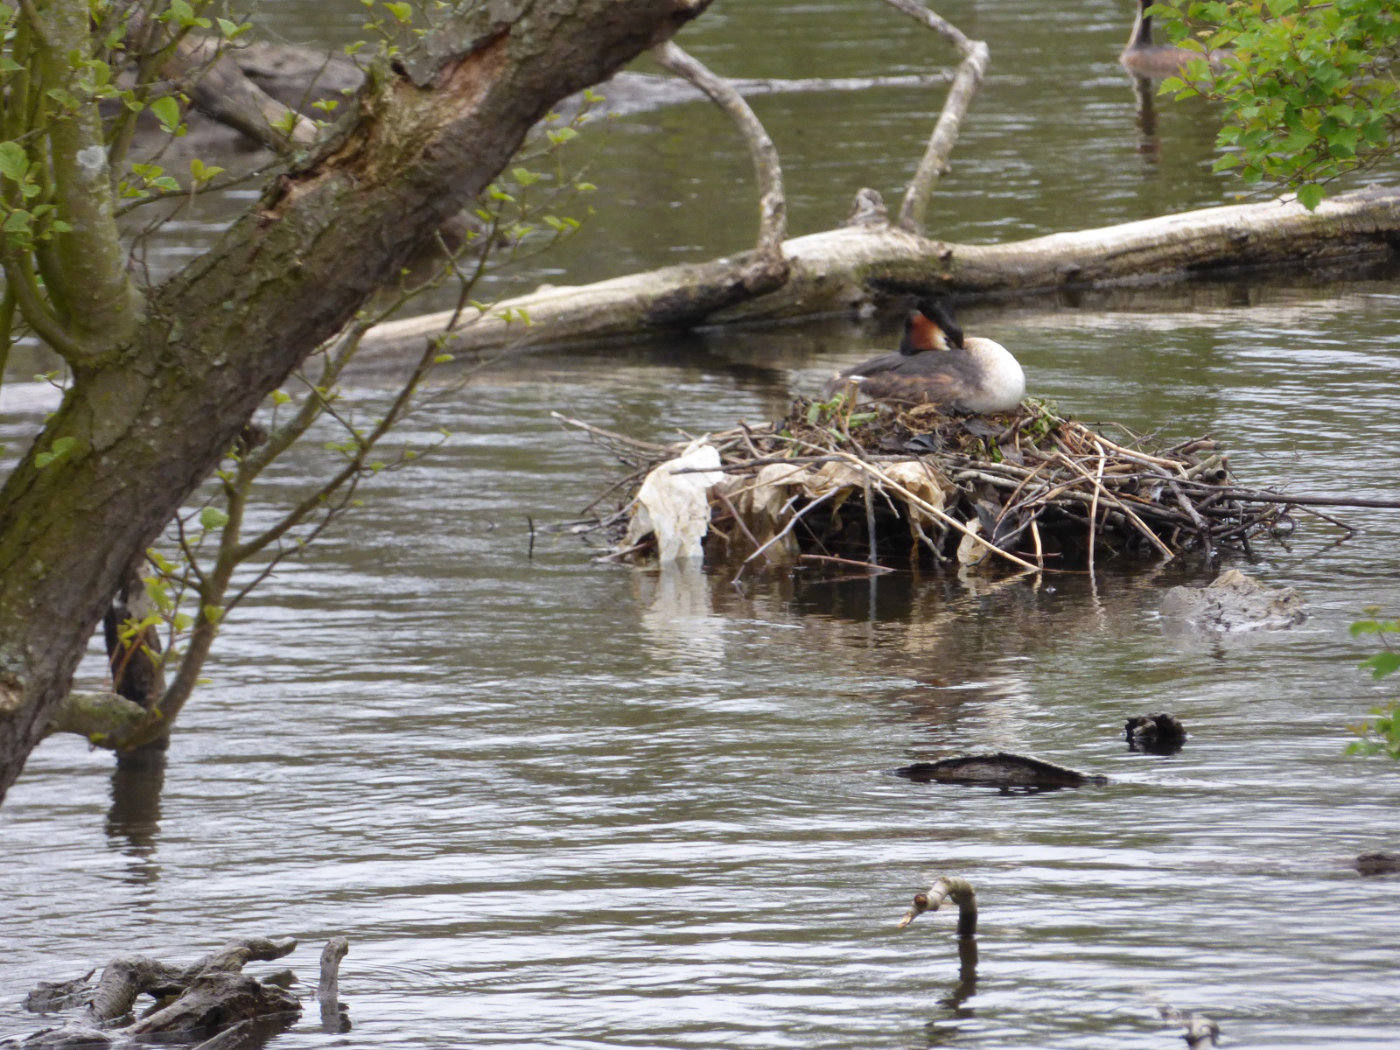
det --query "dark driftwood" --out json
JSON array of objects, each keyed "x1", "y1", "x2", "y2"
[
  {"x1": 13, "y1": 936, "x2": 342, "y2": 1050},
  {"x1": 895, "y1": 752, "x2": 1109, "y2": 789},
  {"x1": 1353, "y1": 851, "x2": 1400, "y2": 875},
  {"x1": 1124, "y1": 713, "x2": 1187, "y2": 754}
]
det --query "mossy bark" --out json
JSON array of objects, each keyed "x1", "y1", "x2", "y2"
[{"x1": 0, "y1": 0, "x2": 711, "y2": 801}]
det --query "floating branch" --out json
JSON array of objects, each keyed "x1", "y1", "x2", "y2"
[{"x1": 17, "y1": 936, "x2": 351, "y2": 1049}]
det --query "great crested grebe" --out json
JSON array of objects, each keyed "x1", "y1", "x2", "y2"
[
  {"x1": 824, "y1": 300, "x2": 1025, "y2": 414},
  {"x1": 1120, "y1": 0, "x2": 1220, "y2": 78}
]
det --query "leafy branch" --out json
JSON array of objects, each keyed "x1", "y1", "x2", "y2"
[
  {"x1": 1154, "y1": 0, "x2": 1400, "y2": 209},
  {"x1": 1346, "y1": 613, "x2": 1400, "y2": 759}
]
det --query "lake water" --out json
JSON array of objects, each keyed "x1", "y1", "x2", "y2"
[{"x1": 3, "y1": 1, "x2": 1400, "y2": 1048}]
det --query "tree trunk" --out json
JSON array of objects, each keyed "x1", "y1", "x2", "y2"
[
  {"x1": 358, "y1": 184, "x2": 1400, "y2": 357},
  {"x1": 0, "y1": 0, "x2": 711, "y2": 802}
]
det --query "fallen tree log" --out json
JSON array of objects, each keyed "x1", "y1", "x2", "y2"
[{"x1": 359, "y1": 183, "x2": 1400, "y2": 357}]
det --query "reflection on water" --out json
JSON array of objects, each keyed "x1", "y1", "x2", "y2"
[
  {"x1": 636, "y1": 564, "x2": 728, "y2": 667},
  {"x1": 106, "y1": 757, "x2": 166, "y2": 885},
  {"x1": 3, "y1": 0, "x2": 1400, "y2": 1046}
]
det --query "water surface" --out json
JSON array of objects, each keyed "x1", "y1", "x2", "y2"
[{"x1": 3, "y1": 2, "x2": 1400, "y2": 1048}]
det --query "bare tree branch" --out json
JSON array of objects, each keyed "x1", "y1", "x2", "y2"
[
  {"x1": 167, "y1": 36, "x2": 320, "y2": 153},
  {"x1": 651, "y1": 40, "x2": 787, "y2": 262},
  {"x1": 881, "y1": 0, "x2": 989, "y2": 234}
]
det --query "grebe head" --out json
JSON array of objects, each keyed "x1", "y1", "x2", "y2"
[{"x1": 900, "y1": 299, "x2": 964, "y2": 355}]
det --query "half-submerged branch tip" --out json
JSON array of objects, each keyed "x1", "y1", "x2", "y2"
[{"x1": 897, "y1": 875, "x2": 977, "y2": 939}]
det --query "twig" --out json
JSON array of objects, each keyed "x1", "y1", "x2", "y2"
[
  {"x1": 1175, "y1": 482, "x2": 1399, "y2": 510},
  {"x1": 862, "y1": 472, "x2": 880, "y2": 568},
  {"x1": 741, "y1": 490, "x2": 838, "y2": 567},
  {"x1": 799, "y1": 553, "x2": 894, "y2": 574},
  {"x1": 1085, "y1": 443, "x2": 1105, "y2": 575},
  {"x1": 552, "y1": 411, "x2": 671, "y2": 454},
  {"x1": 714, "y1": 488, "x2": 764, "y2": 556}
]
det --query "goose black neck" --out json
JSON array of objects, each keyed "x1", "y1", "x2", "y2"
[{"x1": 1129, "y1": 0, "x2": 1153, "y2": 49}]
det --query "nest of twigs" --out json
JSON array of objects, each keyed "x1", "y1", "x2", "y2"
[{"x1": 554, "y1": 398, "x2": 1304, "y2": 574}]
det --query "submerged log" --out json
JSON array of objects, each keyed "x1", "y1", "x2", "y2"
[
  {"x1": 894, "y1": 752, "x2": 1109, "y2": 789},
  {"x1": 1160, "y1": 569, "x2": 1306, "y2": 632},
  {"x1": 361, "y1": 184, "x2": 1400, "y2": 357},
  {"x1": 1353, "y1": 851, "x2": 1400, "y2": 876}
]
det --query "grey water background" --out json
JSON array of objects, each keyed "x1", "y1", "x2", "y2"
[{"x1": 3, "y1": 1, "x2": 1400, "y2": 1047}]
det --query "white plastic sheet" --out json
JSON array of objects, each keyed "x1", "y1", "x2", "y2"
[{"x1": 621, "y1": 441, "x2": 726, "y2": 562}]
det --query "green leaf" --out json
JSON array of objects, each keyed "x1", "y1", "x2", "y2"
[
  {"x1": 0, "y1": 140, "x2": 27, "y2": 181},
  {"x1": 200, "y1": 506, "x2": 230, "y2": 529},
  {"x1": 1362, "y1": 650, "x2": 1400, "y2": 679},
  {"x1": 150, "y1": 95, "x2": 181, "y2": 132},
  {"x1": 1296, "y1": 183, "x2": 1324, "y2": 210},
  {"x1": 383, "y1": 1, "x2": 412, "y2": 22},
  {"x1": 189, "y1": 157, "x2": 225, "y2": 183}
]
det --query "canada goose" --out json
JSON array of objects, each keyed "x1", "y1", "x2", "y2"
[{"x1": 1120, "y1": 0, "x2": 1221, "y2": 78}]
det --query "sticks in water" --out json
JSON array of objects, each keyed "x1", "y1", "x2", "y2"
[{"x1": 557, "y1": 400, "x2": 1344, "y2": 572}]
